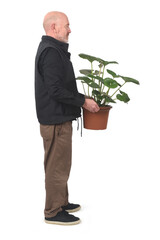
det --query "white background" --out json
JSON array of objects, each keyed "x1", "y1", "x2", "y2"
[{"x1": 0, "y1": 0, "x2": 160, "y2": 239}]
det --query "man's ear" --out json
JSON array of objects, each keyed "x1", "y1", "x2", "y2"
[{"x1": 51, "y1": 23, "x2": 56, "y2": 32}]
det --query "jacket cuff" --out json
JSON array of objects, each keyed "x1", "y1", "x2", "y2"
[{"x1": 75, "y1": 93, "x2": 85, "y2": 107}]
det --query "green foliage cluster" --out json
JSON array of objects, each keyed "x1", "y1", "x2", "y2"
[{"x1": 76, "y1": 53, "x2": 140, "y2": 106}]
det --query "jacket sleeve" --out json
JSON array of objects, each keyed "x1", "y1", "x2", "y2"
[{"x1": 39, "y1": 48, "x2": 85, "y2": 107}]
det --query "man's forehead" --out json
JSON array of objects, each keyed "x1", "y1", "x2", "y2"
[{"x1": 64, "y1": 18, "x2": 70, "y2": 26}]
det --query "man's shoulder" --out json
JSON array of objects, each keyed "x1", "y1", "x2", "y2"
[
  {"x1": 41, "y1": 47, "x2": 60, "y2": 58},
  {"x1": 39, "y1": 46, "x2": 63, "y2": 66}
]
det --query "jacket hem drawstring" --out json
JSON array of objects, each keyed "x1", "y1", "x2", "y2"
[{"x1": 76, "y1": 116, "x2": 83, "y2": 137}]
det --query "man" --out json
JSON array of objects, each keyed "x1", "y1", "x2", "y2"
[{"x1": 35, "y1": 11, "x2": 100, "y2": 225}]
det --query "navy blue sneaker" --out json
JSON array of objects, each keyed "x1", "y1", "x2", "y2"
[
  {"x1": 45, "y1": 210, "x2": 80, "y2": 225},
  {"x1": 62, "y1": 203, "x2": 81, "y2": 213}
]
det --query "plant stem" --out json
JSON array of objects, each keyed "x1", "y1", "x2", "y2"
[
  {"x1": 98, "y1": 65, "x2": 102, "y2": 93},
  {"x1": 107, "y1": 88, "x2": 110, "y2": 95},
  {"x1": 111, "y1": 82, "x2": 126, "y2": 97},
  {"x1": 100, "y1": 65, "x2": 105, "y2": 93},
  {"x1": 91, "y1": 62, "x2": 94, "y2": 74},
  {"x1": 102, "y1": 65, "x2": 105, "y2": 78},
  {"x1": 99, "y1": 66, "x2": 102, "y2": 77},
  {"x1": 91, "y1": 62, "x2": 94, "y2": 97}
]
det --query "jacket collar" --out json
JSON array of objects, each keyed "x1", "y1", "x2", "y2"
[{"x1": 42, "y1": 35, "x2": 69, "y2": 52}]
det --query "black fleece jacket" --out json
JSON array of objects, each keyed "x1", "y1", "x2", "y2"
[{"x1": 35, "y1": 36, "x2": 85, "y2": 124}]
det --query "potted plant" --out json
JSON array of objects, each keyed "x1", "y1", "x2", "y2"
[{"x1": 76, "y1": 53, "x2": 140, "y2": 130}]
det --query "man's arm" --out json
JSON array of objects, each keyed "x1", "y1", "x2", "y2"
[
  {"x1": 40, "y1": 48, "x2": 85, "y2": 107},
  {"x1": 40, "y1": 48, "x2": 99, "y2": 112}
]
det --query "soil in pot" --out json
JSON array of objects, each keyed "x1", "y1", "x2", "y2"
[{"x1": 83, "y1": 105, "x2": 112, "y2": 130}]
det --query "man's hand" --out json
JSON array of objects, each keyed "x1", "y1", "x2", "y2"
[{"x1": 83, "y1": 98, "x2": 100, "y2": 113}]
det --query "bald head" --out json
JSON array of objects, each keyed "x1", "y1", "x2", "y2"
[
  {"x1": 42, "y1": 11, "x2": 71, "y2": 43},
  {"x1": 43, "y1": 11, "x2": 65, "y2": 33}
]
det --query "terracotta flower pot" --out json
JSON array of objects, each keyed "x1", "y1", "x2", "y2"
[{"x1": 83, "y1": 106, "x2": 112, "y2": 130}]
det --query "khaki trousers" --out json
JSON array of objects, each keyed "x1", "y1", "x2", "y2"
[{"x1": 40, "y1": 121, "x2": 72, "y2": 218}]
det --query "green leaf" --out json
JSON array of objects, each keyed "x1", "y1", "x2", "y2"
[
  {"x1": 79, "y1": 69, "x2": 92, "y2": 75},
  {"x1": 116, "y1": 90, "x2": 130, "y2": 103},
  {"x1": 79, "y1": 53, "x2": 103, "y2": 63},
  {"x1": 102, "y1": 95, "x2": 116, "y2": 103},
  {"x1": 94, "y1": 70, "x2": 103, "y2": 75},
  {"x1": 87, "y1": 74, "x2": 104, "y2": 83},
  {"x1": 80, "y1": 79, "x2": 99, "y2": 88},
  {"x1": 97, "y1": 59, "x2": 118, "y2": 66},
  {"x1": 88, "y1": 82, "x2": 100, "y2": 88},
  {"x1": 97, "y1": 100, "x2": 102, "y2": 105},
  {"x1": 79, "y1": 69, "x2": 102, "y2": 76},
  {"x1": 103, "y1": 78, "x2": 119, "y2": 88},
  {"x1": 107, "y1": 69, "x2": 119, "y2": 78},
  {"x1": 103, "y1": 61, "x2": 118, "y2": 66},
  {"x1": 79, "y1": 53, "x2": 118, "y2": 66},
  {"x1": 95, "y1": 57, "x2": 106, "y2": 64},
  {"x1": 76, "y1": 76, "x2": 92, "y2": 84},
  {"x1": 120, "y1": 76, "x2": 140, "y2": 85},
  {"x1": 92, "y1": 90, "x2": 101, "y2": 96}
]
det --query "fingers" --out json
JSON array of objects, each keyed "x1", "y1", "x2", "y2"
[
  {"x1": 83, "y1": 99, "x2": 100, "y2": 113},
  {"x1": 91, "y1": 103, "x2": 100, "y2": 113}
]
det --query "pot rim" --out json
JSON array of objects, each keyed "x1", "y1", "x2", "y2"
[
  {"x1": 83, "y1": 105, "x2": 112, "y2": 112},
  {"x1": 99, "y1": 105, "x2": 112, "y2": 110}
]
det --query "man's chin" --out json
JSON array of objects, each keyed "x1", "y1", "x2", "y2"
[
  {"x1": 64, "y1": 35, "x2": 69, "y2": 43},
  {"x1": 64, "y1": 37, "x2": 69, "y2": 43},
  {"x1": 60, "y1": 38, "x2": 69, "y2": 43}
]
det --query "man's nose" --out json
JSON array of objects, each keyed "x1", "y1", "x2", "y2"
[{"x1": 68, "y1": 28, "x2": 71, "y2": 33}]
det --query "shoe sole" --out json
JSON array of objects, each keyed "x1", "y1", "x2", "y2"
[
  {"x1": 65, "y1": 206, "x2": 81, "y2": 213},
  {"x1": 45, "y1": 219, "x2": 81, "y2": 225}
]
